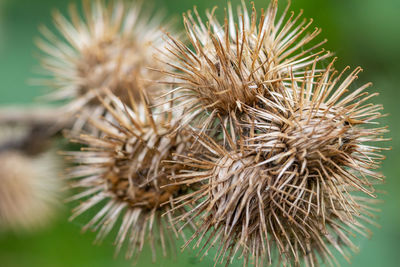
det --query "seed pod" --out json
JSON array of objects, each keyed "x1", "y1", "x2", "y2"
[
  {"x1": 169, "y1": 61, "x2": 388, "y2": 266},
  {"x1": 64, "y1": 89, "x2": 194, "y2": 261},
  {"x1": 0, "y1": 126, "x2": 62, "y2": 232},
  {"x1": 160, "y1": 0, "x2": 330, "y2": 142},
  {"x1": 37, "y1": 0, "x2": 169, "y2": 132}
]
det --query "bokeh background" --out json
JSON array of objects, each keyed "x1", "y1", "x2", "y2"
[{"x1": 0, "y1": 0, "x2": 399, "y2": 266}]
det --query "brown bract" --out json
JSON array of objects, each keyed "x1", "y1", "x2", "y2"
[
  {"x1": 64, "y1": 89, "x2": 194, "y2": 261},
  {"x1": 37, "y1": 0, "x2": 168, "y2": 132},
  {"x1": 169, "y1": 61, "x2": 388, "y2": 266},
  {"x1": 159, "y1": 0, "x2": 330, "y2": 143}
]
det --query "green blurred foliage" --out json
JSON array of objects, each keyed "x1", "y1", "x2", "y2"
[{"x1": 0, "y1": 0, "x2": 399, "y2": 266}]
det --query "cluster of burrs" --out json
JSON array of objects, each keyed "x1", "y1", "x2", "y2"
[{"x1": 35, "y1": 0, "x2": 389, "y2": 266}]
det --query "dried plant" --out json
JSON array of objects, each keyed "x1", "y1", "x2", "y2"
[
  {"x1": 0, "y1": 126, "x2": 62, "y2": 232},
  {"x1": 37, "y1": 0, "x2": 169, "y2": 132},
  {"x1": 24, "y1": 0, "x2": 389, "y2": 266},
  {"x1": 159, "y1": 0, "x2": 330, "y2": 143},
  {"x1": 168, "y1": 60, "x2": 388, "y2": 266},
  {"x1": 63, "y1": 89, "x2": 194, "y2": 261}
]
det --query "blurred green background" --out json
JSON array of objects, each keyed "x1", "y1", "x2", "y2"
[{"x1": 0, "y1": 0, "x2": 399, "y2": 266}]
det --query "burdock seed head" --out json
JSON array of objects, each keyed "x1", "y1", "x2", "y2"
[
  {"x1": 160, "y1": 0, "x2": 330, "y2": 141},
  {"x1": 0, "y1": 126, "x2": 62, "y2": 232},
  {"x1": 64, "y1": 89, "x2": 193, "y2": 261},
  {"x1": 37, "y1": 0, "x2": 169, "y2": 131},
  {"x1": 169, "y1": 60, "x2": 388, "y2": 266}
]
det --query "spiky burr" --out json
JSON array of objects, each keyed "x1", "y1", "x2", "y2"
[
  {"x1": 63, "y1": 89, "x2": 194, "y2": 261},
  {"x1": 169, "y1": 60, "x2": 388, "y2": 266},
  {"x1": 36, "y1": 0, "x2": 169, "y2": 132},
  {"x1": 159, "y1": 0, "x2": 330, "y2": 143},
  {"x1": 0, "y1": 126, "x2": 62, "y2": 232}
]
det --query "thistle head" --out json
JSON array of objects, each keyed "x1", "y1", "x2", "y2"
[
  {"x1": 170, "y1": 60, "x2": 388, "y2": 266},
  {"x1": 0, "y1": 126, "x2": 62, "y2": 232},
  {"x1": 251, "y1": 60, "x2": 387, "y2": 188},
  {"x1": 162, "y1": 0, "x2": 329, "y2": 139},
  {"x1": 37, "y1": 0, "x2": 169, "y2": 131},
  {"x1": 247, "y1": 61, "x2": 388, "y2": 265},
  {"x1": 64, "y1": 89, "x2": 193, "y2": 260}
]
